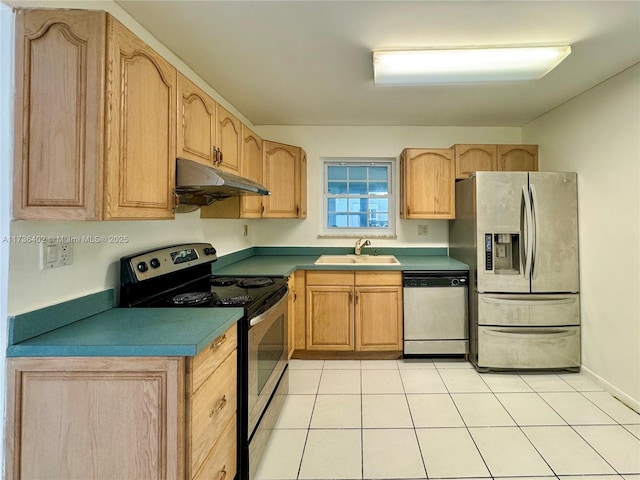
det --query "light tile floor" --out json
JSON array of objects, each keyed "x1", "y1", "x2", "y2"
[{"x1": 255, "y1": 359, "x2": 640, "y2": 480}]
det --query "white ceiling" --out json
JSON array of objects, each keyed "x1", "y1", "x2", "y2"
[{"x1": 116, "y1": 0, "x2": 640, "y2": 127}]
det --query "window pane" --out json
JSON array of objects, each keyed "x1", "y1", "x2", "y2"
[
  {"x1": 369, "y1": 182, "x2": 388, "y2": 194},
  {"x1": 328, "y1": 213, "x2": 348, "y2": 228},
  {"x1": 328, "y1": 166, "x2": 347, "y2": 181},
  {"x1": 349, "y1": 166, "x2": 367, "y2": 180},
  {"x1": 369, "y1": 198, "x2": 388, "y2": 212},
  {"x1": 369, "y1": 166, "x2": 388, "y2": 181},
  {"x1": 349, "y1": 182, "x2": 367, "y2": 195},
  {"x1": 348, "y1": 214, "x2": 367, "y2": 227},
  {"x1": 328, "y1": 181, "x2": 348, "y2": 194},
  {"x1": 328, "y1": 198, "x2": 348, "y2": 212},
  {"x1": 348, "y1": 198, "x2": 367, "y2": 212},
  {"x1": 369, "y1": 213, "x2": 388, "y2": 228}
]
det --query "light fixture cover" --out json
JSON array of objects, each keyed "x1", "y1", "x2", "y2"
[{"x1": 373, "y1": 46, "x2": 571, "y2": 85}]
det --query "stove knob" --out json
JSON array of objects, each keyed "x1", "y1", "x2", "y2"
[
  {"x1": 136, "y1": 262, "x2": 148, "y2": 273},
  {"x1": 150, "y1": 258, "x2": 160, "y2": 269},
  {"x1": 204, "y1": 247, "x2": 217, "y2": 256}
]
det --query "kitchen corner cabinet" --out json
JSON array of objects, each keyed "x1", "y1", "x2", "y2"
[
  {"x1": 400, "y1": 148, "x2": 455, "y2": 219},
  {"x1": 263, "y1": 141, "x2": 307, "y2": 218},
  {"x1": 13, "y1": 9, "x2": 176, "y2": 220},
  {"x1": 5, "y1": 326, "x2": 238, "y2": 480},
  {"x1": 452, "y1": 144, "x2": 539, "y2": 179},
  {"x1": 305, "y1": 271, "x2": 402, "y2": 352}
]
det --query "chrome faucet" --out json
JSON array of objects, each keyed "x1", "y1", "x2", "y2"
[{"x1": 354, "y1": 238, "x2": 371, "y2": 256}]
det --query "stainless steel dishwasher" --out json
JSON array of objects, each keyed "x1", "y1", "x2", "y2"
[{"x1": 403, "y1": 271, "x2": 469, "y2": 355}]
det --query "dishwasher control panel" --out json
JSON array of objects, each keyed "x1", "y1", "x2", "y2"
[{"x1": 402, "y1": 271, "x2": 468, "y2": 288}]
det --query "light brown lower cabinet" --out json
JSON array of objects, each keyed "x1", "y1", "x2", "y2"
[
  {"x1": 5, "y1": 326, "x2": 238, "y2": 480},
  {"x1": 305, "y1": 271, "x2": 402, "y2": 353}
]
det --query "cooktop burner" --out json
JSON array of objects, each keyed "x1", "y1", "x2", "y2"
[
  {"x1": 237, "y1": 277, "x2": 275, "y2": 288},
  {"x1": 210, "y1": 277, "x2": 238, "y2": 287},
  {"x1": 215, "y1": 295, "x2": 253, "y2": 306},
  {"x1": 171, "y1": 292, "x2": 214, "y2": 306}
]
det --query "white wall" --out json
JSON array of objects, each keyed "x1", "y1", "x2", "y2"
[
  {"x1": 255, "y1": 125, "x2": 520, "y2": 247},
  {"x1": 523, "y1": 64, "x2": 640, "y2": 409}
]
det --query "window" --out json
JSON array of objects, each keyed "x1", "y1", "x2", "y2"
[{"x1": 322, "y1": 158, "x2": 395, "y2": 236}]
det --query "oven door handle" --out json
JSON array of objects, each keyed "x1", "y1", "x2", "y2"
[{"x1": 249, "y1": 291, "x2": 288, "y2": 327}]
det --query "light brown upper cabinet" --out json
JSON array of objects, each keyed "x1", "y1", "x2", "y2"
[
  {"x1": 216, "y1": 105, "x2": 242, "y2": 174},
  {"x1": 400, "y1": 148, "x2": 455, "y2": 219},
  {"x1": 263, "y1": 141, "x2": 307, "y2": 219},
  {"x1": 177, "y1": 72, "x2": 217, "y2": 166},
  {"x1": 13, "y1": 9, "x2": 176, "y2": 220},
  {"x1": 200, "y1": 124, "x2": 264, "y2": 219},
  {"x1": 452, "y1": 144, "x2": 539, "y2": 179},
  {"x1": 497, "y1": 144, "x2": 539, "y2": 172},
  {"x1": 453, "y1": 144, "x2": 497, "y2": 179}
]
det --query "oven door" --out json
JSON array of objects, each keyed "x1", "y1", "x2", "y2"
[{"x1": 247, "y1": 290, "x2": 288, "y2": 437}]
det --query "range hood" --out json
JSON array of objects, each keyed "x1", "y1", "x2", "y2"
[{"x1": 175, "y1": 158, "x2": 269, "y2": 213}]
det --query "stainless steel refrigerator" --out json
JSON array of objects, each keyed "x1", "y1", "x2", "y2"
[{"x1": 449, "y1": 171, "x2": 580, "y2": 371}]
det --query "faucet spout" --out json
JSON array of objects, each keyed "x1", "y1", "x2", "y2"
[{"x1": 354, "y1": 238, "x2": 371, "y2": 256}]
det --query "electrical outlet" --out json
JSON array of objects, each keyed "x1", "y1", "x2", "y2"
[
  {"x1": 418, "y1": 225, "x2": 429, "y2": 236},
  {"x1": 243, "y1": 224, "x2": 249, "y2": 236},
  {"x1": 40, "y1": 240, "x2": 73, "y2": 269}
]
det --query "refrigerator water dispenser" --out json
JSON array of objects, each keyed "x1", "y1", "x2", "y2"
[{"x1": 485, "y1": 233, "x2": 520, "y2": 274}]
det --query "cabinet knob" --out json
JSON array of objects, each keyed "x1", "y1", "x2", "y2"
[{"x1": 209, "y1": 395, "x2": 227, "y2": 417}]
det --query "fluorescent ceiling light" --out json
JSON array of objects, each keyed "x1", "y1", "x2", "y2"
[{"x1": 373, "y1": 46, "x2": 571, "y2": 85}]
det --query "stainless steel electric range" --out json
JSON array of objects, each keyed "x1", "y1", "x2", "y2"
[{"x1": 119, "y1": 243, "x2": 289, "y2": 480}]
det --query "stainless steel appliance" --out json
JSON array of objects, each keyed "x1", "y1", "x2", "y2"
[
  {"x1": 449, "y1": 171, "x2": 580, "y2": 371},
  {"x1": 403, "y1": 271, "x2": 469, "y2": 355},
  {"x1": 119, "y1": 243, "x2": 289, "y2": 480}
]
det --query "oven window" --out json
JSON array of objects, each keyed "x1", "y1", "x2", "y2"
[{"x1": 257, "y1": 313, "x2": 285, "y2": 394}]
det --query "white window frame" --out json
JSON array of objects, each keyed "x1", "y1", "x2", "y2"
[{"x1": 321, "y1": 157, "x2": 396, "y2": 238}]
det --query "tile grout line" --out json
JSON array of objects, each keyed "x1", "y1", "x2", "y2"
[
  {"x1": 295, "y1": 367, "x2": 323, "y2": 480},
  {"x1": 399, "y1": 362, "x2": 430, "y2": 479}
]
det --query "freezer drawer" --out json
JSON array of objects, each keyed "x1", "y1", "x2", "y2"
[
  {"x1": 477, "y1": 326, "x2": 580, "y2": 369},
  {"x1": 478, "y1": 293, "x2": 579, "y2": 327}
]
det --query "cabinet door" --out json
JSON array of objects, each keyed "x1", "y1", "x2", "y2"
[
  {"x1": 497, "y1": 145, "x2": 538, "y2": 171},
  {"x1": 306, "y1": 285, "x2": 355, "y2": 351},
  {"x1": 356, "y1": 286, "x2": 403, "y2": 351},
  {"x1": 216, "y1": 105, "x2": 242, "y2": 174},
  {"x1": 105, "y1": 17, "x2": 176, "y2": 219},
  {"x1": 13, "y1": 9, "x2": 106, "y2": 220},
  {"x1": 241, "y1": 125, "x2": 264, "y2": 217},
  {"x1": 401, "y1": 148, "x2": 455, "y2": 219},
  {"x1": 6, "y1": 357, "x2": 184, "y2": 480},
  {"x1": 263, "y1": 141, "x2": 301, "y2": 218},
  {"x1": 453, "y1": 144, "x2": 497, "y2": 179},
  {"x1": 177, "y1": 73, "x2": 217, "y2": 166}
]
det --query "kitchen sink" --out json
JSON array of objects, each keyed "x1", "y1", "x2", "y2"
[{"x1": 314, "y1": 254, "x2": 400, "y2": 265}]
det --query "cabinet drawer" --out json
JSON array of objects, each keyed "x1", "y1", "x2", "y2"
[
  {"x1": 194, "y1": 414, "x2": 237, "y2": 480},
  {"x1": 306, "y1": 271, "x2": 354, "y2": 286},
  {"x1": 189, "y1": 350, "x2": 237, "y2": 476},
  {"x1": 355, "y1": 271, "x2": 402, "y2": 286},
  {"x1": 187, "y1": 325, "x2": 237, "y2": 395}
]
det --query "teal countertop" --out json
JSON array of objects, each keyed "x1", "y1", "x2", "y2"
[
  {"x1": 213, "y1": 247, "x2": 468, "y2": 276},
  {"x1": 8, "y1": 247, "x2": 466, "y2": 358},
  {"x1": 8, "y1": 290, "x2": 242, "y2": 358}
]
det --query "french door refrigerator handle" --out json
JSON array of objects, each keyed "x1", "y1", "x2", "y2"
[
  {"x1": 522, "y1": 185, "x2": 534, "y2": 280},
  {"x1": 530, "y1": 183, "x2": 539, "y2": 278}
]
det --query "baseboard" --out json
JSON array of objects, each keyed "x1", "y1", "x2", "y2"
[{"x1": 580, "y1": 365, "x2": 640, "y2": 414}]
